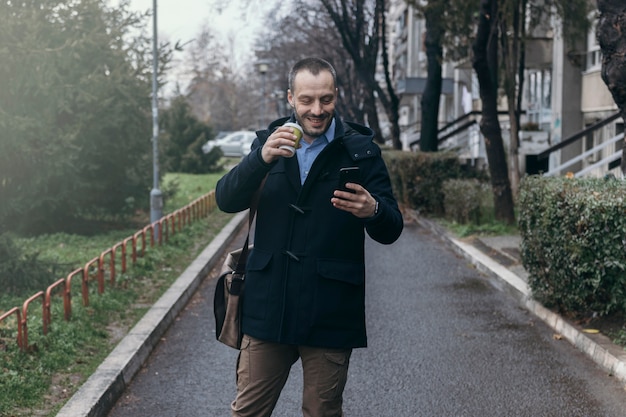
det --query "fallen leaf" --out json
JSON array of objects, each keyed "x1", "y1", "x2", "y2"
[
  {"x1": 553, "y1": 334, "x2": 562, "y2": 340},
  {"x1": 582, "y1": 328, "x2": 600, "y2": 334}
]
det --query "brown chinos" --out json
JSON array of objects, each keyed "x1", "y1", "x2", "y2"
[{"x1": 231, "y1": 334, "x2": 352, "y2": 417}]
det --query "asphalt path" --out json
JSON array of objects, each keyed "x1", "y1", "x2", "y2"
[{"x1": 107, "y1": 223, "x2": 626, "y2": 417}]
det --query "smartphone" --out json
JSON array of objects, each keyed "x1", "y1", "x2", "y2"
[{"x1": 338, "y1": 167, "x2": 361, "y2": 193}]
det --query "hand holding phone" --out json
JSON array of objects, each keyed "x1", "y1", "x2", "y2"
[
  {"x1": 333, "y1": 166, "x2": 377, "y2": 218},
  {"x1": 338, "y1": 167, "x2": 360, "y2": 194}
]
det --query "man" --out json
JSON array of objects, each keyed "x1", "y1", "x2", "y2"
[{"x1": 216, "y1": 57, "x2": 403, "y2": 417}]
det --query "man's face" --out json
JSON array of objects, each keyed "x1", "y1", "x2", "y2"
[{"x1": 287, "y1": 69, "x2": 337, "y2": 141}]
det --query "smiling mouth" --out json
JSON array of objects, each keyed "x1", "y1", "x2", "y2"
[{"x1": 307, "y1": 116, "x2": 327, "y2": 125}]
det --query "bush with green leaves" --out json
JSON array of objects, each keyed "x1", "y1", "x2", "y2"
[
  {"x1": 442, "y1": 178, "x2": 491, "y2": 224},
  {"x1": 383, "y1": 150, "x2": 488, "y2": 215},
  {"x1": 519, "y1": 175, "x2": 626, "y2": 317}
]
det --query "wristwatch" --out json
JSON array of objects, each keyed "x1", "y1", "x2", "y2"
[{"x1": 373, "y1": 199, "x2": 379, "y2": 216}]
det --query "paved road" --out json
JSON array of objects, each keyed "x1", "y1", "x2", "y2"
[{"x1": 107, "y1": 223, "x2": 626, "y2": 417}]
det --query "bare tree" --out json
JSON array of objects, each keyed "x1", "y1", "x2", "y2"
[
  {"x1": 318, "y1": 0, "x2": 402, "y2": 148},
  {"x1": 183, "y1": 27, "x2": 259, "y2": 132},
  {"x1": 257, "y1": 1, "x2": 368, "y2": 125},
  {"x1": 470, "y1": 0, "x2": 591, "y2": 222},
  {"x1": 472, "y1": 0, "x2": 516, "y2": 225},
  {"x1": 597, "y1": 0, "x2": 626, "y2": 173},
  {"x1": 499, "y1": 0, "x2": 525, "y2": 195},
  {"x1": 406, "y1": 0, "x2": 479, "y2": 152},
  {"x1": 498, "y1": 0, "x2": 590, "y2": 194},
  {"x1": 418, "y1": 3, "x2": 444, "y2": 152}
]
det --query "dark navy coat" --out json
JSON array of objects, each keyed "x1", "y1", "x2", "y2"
[{"x1": 215, "y1": 116, "x2": 403, "y2": 348}]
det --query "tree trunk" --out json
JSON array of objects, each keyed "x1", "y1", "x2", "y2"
[
  {"x1": 597, "y1": 0, "x2": 626, "y2": 173},
  {"x1": 419, "y1": 5, "x2": 444, "y2": 152},
  {"x1": 472, "y1": 0, "x2": 516, "y2": 224},
  {"x1": 501, "y1": 0, "x2": 522, "y2": 195},
  {"x1": 378, "y1": 0, "x2": 402, "y2": 149},
  {"x1": 363, "y1": 94, "x2": 384, "y2": 144}
]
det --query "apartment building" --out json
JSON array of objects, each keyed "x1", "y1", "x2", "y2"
[
  {"x1": 386, "y1": 2, "x2": 622, "y2": 178},
  {"x1": 387, "y1": 0, "x2": 463, "y2": 151}
]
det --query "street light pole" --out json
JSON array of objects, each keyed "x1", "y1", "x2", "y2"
[
  {"x1": 150, "y1": 0, "x2": 163, "y2": 228},
  {"x1": 258, "y1": 61, "x2": 269, "y2": 128}
]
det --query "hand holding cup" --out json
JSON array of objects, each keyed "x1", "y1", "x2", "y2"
[
  {"x1": 280, "y1": 122, "x2": 303, "y2": 157},
  {"x1": 261, "y1": 122, "x2": 304, "y2": 164}
]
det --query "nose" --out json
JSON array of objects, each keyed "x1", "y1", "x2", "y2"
[{"x1": 310, "y1": 100, "x2": 323, "y2": 115}]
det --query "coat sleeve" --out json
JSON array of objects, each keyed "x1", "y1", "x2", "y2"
[
  {"x1": 215, "y1": 140, "x2": 274, "y2": 213},
  {"x1": 362, "y1": 156, "x2": 404, "y2": 245}
]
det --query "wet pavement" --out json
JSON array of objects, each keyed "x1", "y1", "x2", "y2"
[{"x1": 58, "y1": 214, "x2": 626, "y2": 417}]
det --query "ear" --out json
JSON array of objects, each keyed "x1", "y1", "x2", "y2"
[{"x1": 287, "y1": 89, "x2": 294, "y2": 108}]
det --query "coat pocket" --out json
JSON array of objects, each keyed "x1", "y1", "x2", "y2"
[
  {"x1": 242, "y1": 248, "x2": 274, "y2": 321},
  {"x1": 247, "y1": 248, "x2": 272, "y2": 271},
  {"x1": 313, "y1": 259, "x2": 366, "y2": 329},
  {"x1": 317, "y1": 259, "x2": 365, "y2": 286}
]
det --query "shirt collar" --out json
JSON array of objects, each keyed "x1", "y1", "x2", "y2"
[{"x1": 324, "y1": 117, "x2": 336, "y2": 142}]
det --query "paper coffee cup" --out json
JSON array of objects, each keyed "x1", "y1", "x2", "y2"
[{"x1": 280, "y1": 122, "x2": 303, "y2": 157}]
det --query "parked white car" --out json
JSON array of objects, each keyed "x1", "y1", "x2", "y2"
[
  {"x1": 202, "y1": 131, "x2": 256, "y2": 157},
  {"x1": 241, "y1": 136, "x2": 256, "y2": 157},
  {"x1": 239, "y1": 133, "x2": 257, "y2": 157}
]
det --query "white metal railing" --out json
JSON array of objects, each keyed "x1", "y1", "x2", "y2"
[
  {"x1": 440, "y1": 124, "x2": 483, "y2": 159},
  {"x1": 576, "y1": 150, "x2": 622, "y2": 177},
  {"x1": 431, "y1": 110, "x2": 621, "y2": 178},
  {"x1": 544, "y1": 132, "x2": 623, "y2": 177}
]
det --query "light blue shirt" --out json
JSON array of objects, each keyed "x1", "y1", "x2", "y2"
[{"x1": 296, "y1": 118, "x2": 336, "y2": 184}]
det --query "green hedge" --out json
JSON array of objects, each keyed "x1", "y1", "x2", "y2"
[
  {"x1": 519, "y1": 175, "x2": 626, "y2": 316},
  {"x1": 383, "y1": 150, "x2": 486, "y2": 215},
  {"x1": 442, "y1": 179, "x2": 492, "y2": 224}
]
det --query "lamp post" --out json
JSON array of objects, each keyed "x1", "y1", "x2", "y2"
[
  {"x1": 150, "y1": 0, "x2": 163, "y2": 229},
  {"x1": 272, "y1": 89, "x2": 286, "y2": 117},
  {"x1": 258, "y1": 61, "x2": 269, "y2": 127}
]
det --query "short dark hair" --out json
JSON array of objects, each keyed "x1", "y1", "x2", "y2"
[{"x1": 288, "y1": 57, "x2": 337, "y2": 91}]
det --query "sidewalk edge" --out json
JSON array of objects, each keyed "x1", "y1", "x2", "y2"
[
  {"x1": 56, "y1": 211, "x2": 248, "y2": 417},
  {"x1": 418, "y1": 217, "x2": 626, "y2": 385}
]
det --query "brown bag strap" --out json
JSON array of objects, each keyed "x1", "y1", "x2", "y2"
[{"x1": 235, "y1": 175, "x2": 267, "y2": 272}]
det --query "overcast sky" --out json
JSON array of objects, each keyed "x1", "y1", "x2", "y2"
[
  {"x1": 121, "y1": 0, "x2": 276, "y2": 60},
  {"x1": 111, "y1": 0, "x2": 283, "y2": 94},
  {"x1": 125, "y1": 1, "x2": 249, "y2": 47}
]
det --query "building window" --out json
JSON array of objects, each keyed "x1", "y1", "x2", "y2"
[
  {"x1": 525, "y1": 68, "x2": 552, "y2": 127},
  {"x1": 586, "y1": 18, "x2": 602, "y2": 72},
  {"x1": 471, "y1": 73, "x2": 479, "y2": 100}
]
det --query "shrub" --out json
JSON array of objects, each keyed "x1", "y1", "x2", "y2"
[
  {"x1": 443, "y1": 179, "x2": 491, "y2": 224},
  {"x1": 519, "y1": 175, "x2": 626, "y2": 317},
  {"x1": 383, "y1": 150, "x2": 487, "y2": 215}
]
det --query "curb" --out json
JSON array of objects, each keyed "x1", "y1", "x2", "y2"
[
  {"x1": 419, "y1": 217, "x2": 626, "y2": 385},
  {"x1": 56, "y1": 211, "x2": 248, "y2": 417}
]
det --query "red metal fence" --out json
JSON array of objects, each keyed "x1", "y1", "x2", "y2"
[{"x1": 0, "y1": 191, "x2": 217, "y2": 351}]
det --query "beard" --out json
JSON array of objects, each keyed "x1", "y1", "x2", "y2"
[{"x1": 294, "y1": 111, "x2": 333, "y2": 138}]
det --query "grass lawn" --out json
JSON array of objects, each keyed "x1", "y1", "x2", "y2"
[{"x1": 0, "y1": 171, "x2": 233, "y2": 416}]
